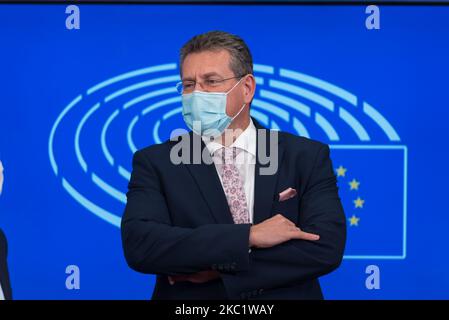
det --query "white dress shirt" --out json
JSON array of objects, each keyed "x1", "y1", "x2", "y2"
[{"x1": 202, "y1": 119, "x2": 257, "y2": 224}]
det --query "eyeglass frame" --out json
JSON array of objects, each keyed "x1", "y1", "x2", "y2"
[{"x1": 175, "y1": 74, "x2": 247, "y2": 95}]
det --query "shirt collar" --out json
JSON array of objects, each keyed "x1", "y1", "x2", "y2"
[{"x1": 202, "y1": 118, "x2": 257, "y2": 157}]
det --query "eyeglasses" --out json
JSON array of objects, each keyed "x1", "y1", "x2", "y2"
[{"x1": 175, "y1": 75, "x2": 244, "y2": 94}]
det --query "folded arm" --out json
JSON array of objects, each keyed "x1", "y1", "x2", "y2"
[
  {"x1": 121, "y1": 150, "x2": 251, "y2": 276},
  {"x1": 220, "y1": 144, "x2": 347, "y2": 299}
]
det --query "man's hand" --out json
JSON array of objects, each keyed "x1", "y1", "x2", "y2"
[
  {"x1": 249, "y1": 214, "x2": 320, "y2": 248},
  {"x1": 168, "y1": 270, "x2": 220, "y2": 285}
]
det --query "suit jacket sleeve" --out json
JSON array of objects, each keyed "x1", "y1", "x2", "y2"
[
  {"x1": 0, "y1": 229, "x2": 12, "y2": 300},
  {"x1": 220, "y1": 144, "x2": 347, "y2": 299},
  {"x1": 121, "y1": 149, "x2": 251, "y2": 276}
]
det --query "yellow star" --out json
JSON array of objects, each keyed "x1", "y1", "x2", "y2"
[
  {"x1": 354, "y1": 197, "x2": 365, "y2": 209},
  {"x1": 336, "y1": 165, "x2": 347, "y2": 177},
  {"x1": 349, "y1": 179, "x2": 360, "y2": 191},
  {"x1": 349, "y1": 215, "x2": 360, "y2": 226}
]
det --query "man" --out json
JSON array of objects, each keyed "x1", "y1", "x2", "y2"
[
  {"x1": 121, "y1": 31, "x2": 346, "y2": 300},
  {"x1": 0, "y1": 160, "x2": 13, "y2": 300}
]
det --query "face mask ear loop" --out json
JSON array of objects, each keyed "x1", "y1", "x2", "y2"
[
  {"x1": 231, "y1": 103, "x2": 247, "y2": 121},
  {"x1": 226, "y1": 75, "x2": 246, "y2": 95},
  {"x1": 226, "y1": 76, "x2": 247, "y2": 120}
]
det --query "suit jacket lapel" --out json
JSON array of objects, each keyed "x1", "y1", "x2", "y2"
[
  {"x1": 181, "y1": 132, "x2": 234, "y2": 224},
  {"x1": 253, "y1": 118, "x2": 284, "y2": 224},
  {"x1": 175, "y1": 117, "x2": 284, "y2": 226}
]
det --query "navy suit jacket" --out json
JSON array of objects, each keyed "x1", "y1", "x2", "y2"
[
  {"x1": 121, "y1": 118, "x2": 346, "y2": 300},
  {"x1": 0, "y1": 228, "x2": 12, "y2": 300}
]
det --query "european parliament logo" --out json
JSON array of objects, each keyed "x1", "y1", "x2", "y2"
[{"x1": 48, "y1": 63, "x2": 407, "y2": 260}]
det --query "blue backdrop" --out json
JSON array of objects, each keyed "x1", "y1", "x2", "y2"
[{"x1": 0, "y1": 4, "x2": 448, "y2": 299}]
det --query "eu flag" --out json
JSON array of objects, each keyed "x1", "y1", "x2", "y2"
[{"x1": 330, "y1": 145, "x2": 407, "y2": 259}]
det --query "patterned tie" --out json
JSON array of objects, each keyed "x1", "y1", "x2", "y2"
[{"x1": 216, "y1": 147, "x2": 250, "y2": 224}]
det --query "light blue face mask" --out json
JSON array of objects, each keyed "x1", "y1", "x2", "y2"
[{"x1": 182, "y1": 77, "x2": 246, "y2": 137}]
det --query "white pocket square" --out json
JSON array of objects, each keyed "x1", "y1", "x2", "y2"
[{"x1": 278, "y1": 187, "x2": 297, "y2": 202}]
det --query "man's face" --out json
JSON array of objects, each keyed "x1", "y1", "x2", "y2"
[{"x1": 181, "y1": 49, "x2": 253, "y2": 120}]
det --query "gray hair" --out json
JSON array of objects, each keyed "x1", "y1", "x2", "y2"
[{"x1": 180, "y1": 30, "x2": 253, "y2": 78}]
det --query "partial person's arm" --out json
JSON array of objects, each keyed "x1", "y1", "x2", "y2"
[
  {"x1": 220, "y1": 144, "x2": 347, "y2": 299},
  {"x1": 0, "y1": 160, "x2": 4, "y2": 195},
  {"x1": 121, "y1": 150, "x2": 251, "y2": 275}
]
